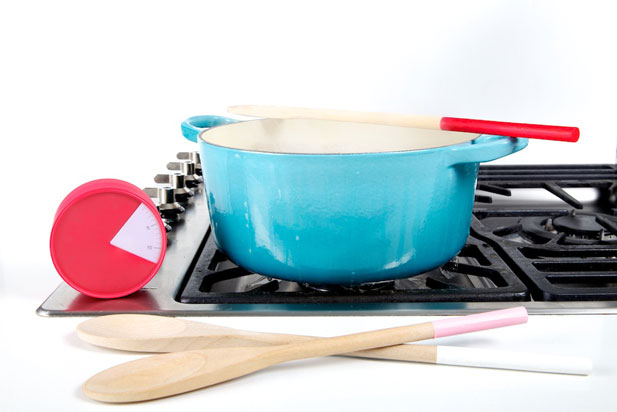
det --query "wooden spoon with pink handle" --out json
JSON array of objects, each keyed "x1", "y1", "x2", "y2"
[
  {"x1": 228, "y1": 105, "x2": 580, "y2": 142},
  {"x1": 78, "y1": 313, "x2": 591, "y2": 377},
  {"x1": 83, "y1": 308, "x2": 531, "y2": 403}
]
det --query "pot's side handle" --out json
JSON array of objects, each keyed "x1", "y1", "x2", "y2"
[
  {"x1": 181, "y1": 115, "x2": 238, "y2": 143},
  {"x1": 448, "y1": 135, "x2": 528, "y2": 165}
]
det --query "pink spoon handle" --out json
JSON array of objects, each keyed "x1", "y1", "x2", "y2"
[{"x1": 432, "y1": 307, "x2": 528, "y2": 338}]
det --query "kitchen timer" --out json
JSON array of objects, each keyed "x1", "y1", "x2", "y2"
[{"x1": 50, "y1": 179, "x2": 166, "y2": 298}]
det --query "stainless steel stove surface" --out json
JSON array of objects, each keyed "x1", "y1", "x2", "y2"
[{"x1": 37, "y1": 155, "x2": 617, "y2": 316}]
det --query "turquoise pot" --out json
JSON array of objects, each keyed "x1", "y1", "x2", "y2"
[{"x1": 182, "y1": 115, "x2": 527, "y2": 284}]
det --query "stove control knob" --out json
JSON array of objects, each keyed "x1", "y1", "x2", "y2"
[
  {"x1": 175, "y1": 151, "x2": 202, "y2": 176},
  {"x1": 166, "y1": 160, "x2": 203, "y2": 188},
  {"x1": 157, "y1": 186, "x2": 186, "y2": 223},
  {"x1": 143, "y1": 186, "x2": 186, "y2": 226},
  {"x1": 154, "y1": 173, "x2": 194, "y2": 203},
  {"x1": 181, "y1": 161, "x2": 203, "y2": 188}
]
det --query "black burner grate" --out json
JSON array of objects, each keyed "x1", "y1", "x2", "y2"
[
  {"x1": 177, "y1": 226, "x2": 529, "y2": 304},
  {"x1": 476, "y1": 164, "x2": 617, "y2": 209},
  {"x1": 472, "y1": 209, "x2": 617, "y2": 301}
]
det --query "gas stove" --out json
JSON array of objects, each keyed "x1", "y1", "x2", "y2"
[{"x1": 37, "y1": 154, "x2": 617, "y2": 316}]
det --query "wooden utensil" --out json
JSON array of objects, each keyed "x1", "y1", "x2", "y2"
[
  {"x1": 227, "y1": 105, "x2": 580, "y2": 142},
  {"x1": 77, "y1": 314, "x2": 319, "y2": 352},
  {"x1": 83, "y1": 308, "x2": 528, "y2": 402},
  {"x1": 78, "y1": 314, "x2": 591, "y2": 376}
]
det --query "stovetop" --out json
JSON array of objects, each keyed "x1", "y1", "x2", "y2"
[{"x1": 37, "y1": 156, "x2": 617, "y2": 316}]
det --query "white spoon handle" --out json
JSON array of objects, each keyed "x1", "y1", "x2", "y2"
[{"x1": 434, "y1": 346, "x2": 592, "y2": 375}]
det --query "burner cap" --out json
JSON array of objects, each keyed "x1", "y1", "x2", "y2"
[
  {"x1": 518, "y1": 214, "x2": 615, "y2": 245},
  {"x1": 301, "y1": 280, "x2": 395, "y2": 294},
  {"x1": 552, "y1": 214, "x2": 604, "y2": 237}
]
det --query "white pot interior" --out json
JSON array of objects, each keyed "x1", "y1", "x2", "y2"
[{"x1": 199, "y1": 118, "x2": 479, "y2": 154}]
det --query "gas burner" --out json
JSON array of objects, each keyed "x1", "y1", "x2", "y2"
[
  {"x1": 176, "y1": 234, "x2": 528, "y2": 304},
  {"x1": 553, "y1": 213, "x2": 615, "y2": 240},
  {"x1": 300, "y1": 280, "x2": 396, "y2": 294},
  {"x1": 517, "y1": 213, "x2": 617, "y2": 245}
]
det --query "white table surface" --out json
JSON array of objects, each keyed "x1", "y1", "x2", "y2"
[{"x1": 2, "y1": 263, "x2": 616, "y2": 412}]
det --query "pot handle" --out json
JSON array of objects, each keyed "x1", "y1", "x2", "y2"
[
  {"x1": 448, "y1": 135, "x2": 528, "y2": 165},
  {"x1": 180, "y1": 115, "x2": 238, "y2": 143}
]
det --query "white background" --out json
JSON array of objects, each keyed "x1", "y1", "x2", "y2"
[
  {"x1": 1, "y1": 0, "x2": 616, "y2": 287},
  {"x1": 1, "y1": 1, "x2": 617, "y2": 410}
]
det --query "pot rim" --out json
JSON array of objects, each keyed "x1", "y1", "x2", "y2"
[{"x1": 197, "y1": 117, "x2": 484, "y2": 157}]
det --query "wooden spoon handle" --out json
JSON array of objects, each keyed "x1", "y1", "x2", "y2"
[
  {"x1": 268, "y1": 307, "x2": 528, "y2": 363},
  {"x1": 228, "y1": 105, "x2": 579, "y2": 142},
  {"x1": 228, "y1": 104, "x2": 441, "y2": 128}
]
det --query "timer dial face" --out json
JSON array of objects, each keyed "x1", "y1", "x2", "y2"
[
  {"x1": 110, "y1": 203, "x2": 163, "y2": 263},
  {"x1": 50, "y1": 180, "x2": 166, "y2": 298}
]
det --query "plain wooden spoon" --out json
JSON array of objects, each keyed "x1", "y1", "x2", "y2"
[
  {"x1": 228, "y1": 105, "x2": 580, "y2": 142},
  {"x1": 83, "y1": 308, "x2": 528, "y2": 402}
]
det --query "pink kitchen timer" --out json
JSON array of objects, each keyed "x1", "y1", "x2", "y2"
[{"x1": 49, "y1": 179, "x2": 167, "y2": 298}]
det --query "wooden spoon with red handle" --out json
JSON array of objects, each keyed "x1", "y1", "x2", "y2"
[{"x1": 228, "y1": 105, "x2": 579, "y2": 142}]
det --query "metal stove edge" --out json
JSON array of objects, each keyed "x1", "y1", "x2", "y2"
[{"x1": 37, "y1": 175, "x2": 617, "y2": 316}]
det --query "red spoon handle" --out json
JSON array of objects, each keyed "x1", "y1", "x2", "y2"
[{"x1": 440, "y1": 117, "x2": 580, "y2": 142}]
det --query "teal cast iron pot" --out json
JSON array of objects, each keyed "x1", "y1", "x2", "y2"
[{"x1": 181, "y1": 115, "x2": 527, "y2": 284}]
